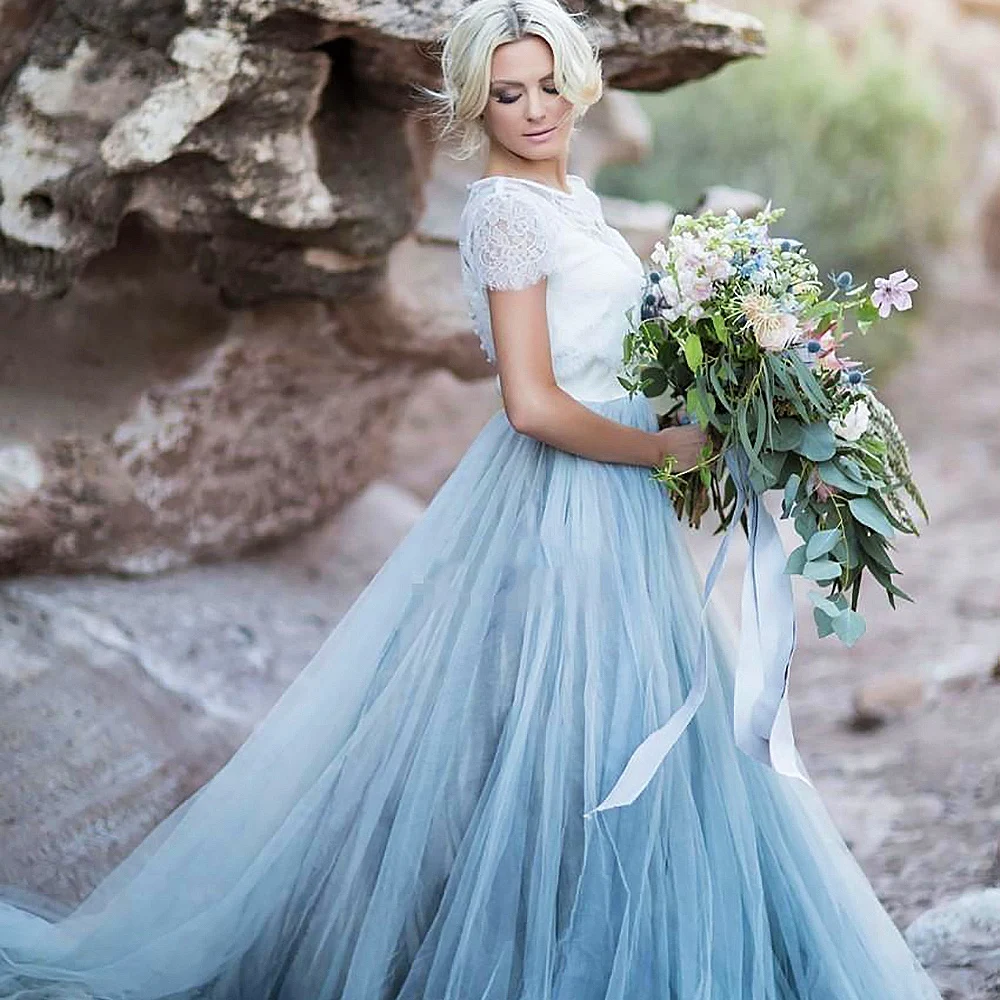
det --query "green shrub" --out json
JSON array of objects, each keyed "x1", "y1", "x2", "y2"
[{"x1": 596, "y1": 8, "x2": 960, "y2": 375}]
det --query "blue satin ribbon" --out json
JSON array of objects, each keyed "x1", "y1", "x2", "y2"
[{"x1": 583, "y1": 447, "x2": 813, "y2": 819}]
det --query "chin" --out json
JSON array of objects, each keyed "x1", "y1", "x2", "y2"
[{"x1": 504, "y1": 134, "x2": 572, "y2": 162}]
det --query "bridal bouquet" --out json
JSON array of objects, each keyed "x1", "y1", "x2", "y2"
[{"x1": 619, "y1": 206, "x2": 927, "y2": 645}]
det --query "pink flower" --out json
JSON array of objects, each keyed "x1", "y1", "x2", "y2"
[
  {"x1": 871, "y1": 269, "x2": 918, "y2": 318},
  {"x1": 812, "y1": 326, "x2": 862, "y2": 372}
]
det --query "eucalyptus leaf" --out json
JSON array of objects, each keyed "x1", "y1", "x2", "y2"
[
  {"x1": 771, "y1": 418, "x2": 804, "y2": 452},
  {"x1": 832, "y1": 609, "x2": 867, "y2": 646},
  {"x1": 762, "y1": 450, "x2": 788, "y2": 482},
  {"x1": 806, "y1": 528, "x2": 841, "y2": 561},
  {"x1": 835, "y1": 455, "x2": 871, "y2": 486},
  {"x1": 796, "y1": 422, "x2": 837, "y2": 462},
  {"x1": 813, "y1": 606, "x2": 836, "y2": 639},
  {"x1": 782, "y1": 473, "x2": 802, "y2": 516},
  {"x1": 749, "y1": 466, "x2": 776, "y2": 493},
  {"x1": 807, "y1": 590, "x2": 843, "y2": 619},
  {"x1": 816, "y1": 461, "x2": 868, "y2": 495},
  {"x1": 803, "y1": 558, "x2": 842, "y2": 582},
  {"x1": 785, "y1": 544, "x2": 808, "y2": 575},
  {"x1": 794, "y1": 508, "x2": 818, "y2": 541},
  {"x1": 848, "y1": 496, "x2": 896, "y2": 538}
]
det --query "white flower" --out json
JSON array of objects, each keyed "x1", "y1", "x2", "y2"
[
  {"x1": 739, "y1": 292, "x2": 801, "y2": 351},
  {"x1": 829, "y1": 400, "x2": 871, "y2": 442},
  {"x1": 689, "y1": 275, "x2": 715, "y2": 302},
  {"x1": 702, "y1": 253, "x2": 735, "y2": 282}
]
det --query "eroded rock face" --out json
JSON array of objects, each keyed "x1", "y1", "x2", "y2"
[{"x1": 0, "y1": 0, "x2": 765, "y2": 574}]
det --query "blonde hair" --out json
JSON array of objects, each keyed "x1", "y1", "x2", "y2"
[{"x1": 417, "y1": 0, "x2": 604, "y2": 160}]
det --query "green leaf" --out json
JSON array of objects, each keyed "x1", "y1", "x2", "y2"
[
  {"x1": 805, "y1": 300, "x2": 841, "y2": 320},
  {"x1": 866, "y1": 561, "x2": 914, "y2": 603},
  {"x1": 796, "y1": 422, "x2": 837, "y2": 462},
  {"x1": 816, "y1": 460, "x2": 868, "y2": 495},
  {"x1": 857, "y1": 528, "x2": 900, "y2": 573},
  {"x1": 771, "y1": 418, "x2": 803, "y2": 452},
  {"x1": 785, "y1": 544, "x2": 808, "y2": 575},
  {"x1": 807, "y1": 590, "x2": 843, "y2": 619},
  {"x1": 835, "y1": 455, "x2": 872, "y2": 486},
  {"x1": 711, "y1": 312, "x2": 730, "y2": 347},
  {"x1": 770, "y1": 357, "x2": 810, "y2": 421},
  {"x1": 857, "y1": 298, "x2": 880, "y2": 324},
  {"x1": 749, "y1": 466, "x2": 774, "y2": 493},
  {"x1": 736, "y1": 404, "x2": 771, "y2": 478},
  {"x1": 848, "y1": 496, "x2": 896, "y2": 538},
  {"x1": 790, "y1": 354, "x2": 832, "y2": 414},
  {"x1": 832, "y1": 609, "x2": 867, "y2": 646},
  {"x1": 806, "y1": 528, "x2": 841, "y2": 560},
  {"x1": 837, "y1": 518, "x2": 863, "y2": 570},
  {"x1": 639, "y1": 366, "x2": 668, "y2": 398},
  {"x1": 803, "y1": 558, "x2": 842, "y2": 582},
  {"x1": 707, "y1": 363, "x2": 734, "y2": 413},
  {"x1": 683, "y1": 332, "x2": 704, "y2": 372},
  {"x1": 813, "y1": 606, "x2": 836, "y2": 639},
  {"x1": 782, "y1": 472, "x2": 802, "y2": 516},
  {"x1": 794, "y1": 507, "x2": 818, "y2": 541}
]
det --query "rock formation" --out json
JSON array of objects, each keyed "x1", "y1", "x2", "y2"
[{"x1": 0, "y1": 0, "x2": 766, "y2": 575}]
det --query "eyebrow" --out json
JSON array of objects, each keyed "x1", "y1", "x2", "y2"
[{"x1": 490, "y1": 74, "x2": 555, "y2": 87}]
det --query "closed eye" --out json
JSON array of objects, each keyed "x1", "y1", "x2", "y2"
[{"x1": 494, "y1": 84, "x2": 561, "y2": 105}]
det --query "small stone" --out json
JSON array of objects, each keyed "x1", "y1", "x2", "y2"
[
  {"x1": 850, "y1": 671, "x2": 925, "y2": 730},
  {"x1": 905, "y1": 887, "x2": 1000, "y2": 975}
]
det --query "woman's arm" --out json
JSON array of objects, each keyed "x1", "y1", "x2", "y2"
[{"x1": 487, "y1": 280, "x2": 706, "y2": 470}]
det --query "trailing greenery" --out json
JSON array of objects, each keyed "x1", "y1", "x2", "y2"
[{"x1": 619, "y1": 206, "x2": 927, "y2": 645}]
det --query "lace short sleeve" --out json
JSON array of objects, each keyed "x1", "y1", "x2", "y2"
[{"x1": 464, "y1": 183, "x2": 555, "y2": 291}]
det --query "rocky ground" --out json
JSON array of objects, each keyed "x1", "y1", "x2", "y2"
[{"x1": 1, "y1": 248, "x2": 998, "y2": 996}]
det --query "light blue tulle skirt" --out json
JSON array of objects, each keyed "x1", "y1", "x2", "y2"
[{"x1": 0, "y1": 392, "x2": 941, "y2": 1000}]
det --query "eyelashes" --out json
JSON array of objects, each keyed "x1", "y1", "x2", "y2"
[{"x1": 494, "y1": 85, "x2": 561, "y2": 105}]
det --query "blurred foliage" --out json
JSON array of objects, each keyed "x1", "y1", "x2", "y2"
[{"x1": 595, "y1": 7, "x2": 961, "y2": 377}]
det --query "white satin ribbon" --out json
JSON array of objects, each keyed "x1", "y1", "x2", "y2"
[{"x1": 583, "y1": 449, "x2": 813, "y2": 819}]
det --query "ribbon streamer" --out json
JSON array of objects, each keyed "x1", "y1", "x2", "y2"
[{"x1": 583, "y1": 448, "x2": 813, "y2": 819}]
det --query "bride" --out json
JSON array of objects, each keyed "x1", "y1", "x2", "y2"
[{"x1": 0, "y1": 0, "x2": 943, "y2": 997}]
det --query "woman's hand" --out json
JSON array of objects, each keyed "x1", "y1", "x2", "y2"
[{"x1": 650, "y1": 423, "x2": 710, "y2": 471}]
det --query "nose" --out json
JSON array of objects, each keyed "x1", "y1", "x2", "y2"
[{"x1": 524, "y1": 87, "x2": 545, "y2": 121}]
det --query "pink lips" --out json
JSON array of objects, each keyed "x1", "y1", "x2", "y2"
[{"x1": 524, "y1": 124, "x2": 557, "y2": 142}]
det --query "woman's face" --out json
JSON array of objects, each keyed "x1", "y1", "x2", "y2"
[{"x1": 482, "y1": 35, "x2": 575, "y2": 163}]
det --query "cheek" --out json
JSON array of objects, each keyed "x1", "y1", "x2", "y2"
[{"x1": 483, "y1": 101, "x2": 521, "y2": 139}]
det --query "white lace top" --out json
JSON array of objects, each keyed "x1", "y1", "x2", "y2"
[{"x1": 458, "y1": 173, "x2": 647, "y2": 403}]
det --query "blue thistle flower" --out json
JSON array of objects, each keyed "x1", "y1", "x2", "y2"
[
  {"x1": 836, "y1": 271, "x2": 854, "y2": 290},
  {"x1": 649, "y1": 271, "x2": 661, "y2": 283},
  {"x1": 806, "y1": 340, "x2": 822, "y2": 354}
]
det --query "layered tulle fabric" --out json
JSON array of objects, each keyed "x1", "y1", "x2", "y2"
[{"x1": 0, "y1": 392, "x2": 940, "y2": 1000}]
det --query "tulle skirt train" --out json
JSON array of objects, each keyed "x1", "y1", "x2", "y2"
[{"x1": 0, "y1": 392, "x2": 940, "y2": 999}]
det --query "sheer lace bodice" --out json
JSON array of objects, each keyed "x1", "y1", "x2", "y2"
[{"x1": 458, "y1": 173, "x2": 646, "y2": 403}]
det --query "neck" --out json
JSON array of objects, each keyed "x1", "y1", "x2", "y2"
[{"x1": 483, "y1": 147, "x2": 570, "y2": 193}]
